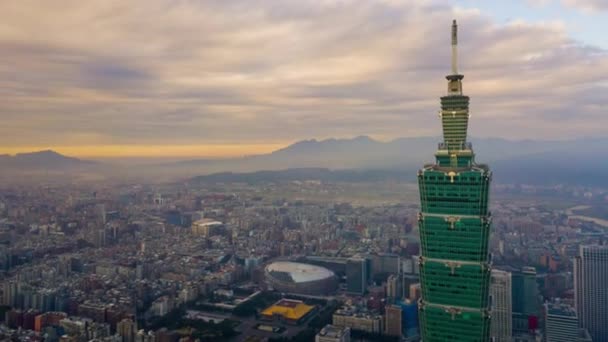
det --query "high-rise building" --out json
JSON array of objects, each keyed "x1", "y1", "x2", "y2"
[
  {"x1": 491, "y1": 269, "x2": 512, "y2": 342},
  {"x1": 417, "y1": 20, "x2": 492, "y2": 342},
  {"x1": 409, "y1": 283, "x2": 421, "y2": 301},
  {"x1": 346, "y1": 258, "x2": 367, "y2": 295},
  {"x1": 512, "y1": 266, "x2": 540, "y2": 333},
  {"x1": 95, "y1": 203, "x2": 106, "y2": 226},
  {"x1": 385, "y1": 304, "x2": 403, "y2": 337},
  {"x1": 384, "y1": 300, "x2": 420, "y2": 340},
  {"x1": 3, "y1": 281, "x2": 19, "y2": 307},
  {"x1": 117, "y1": 318, "x2": 136, "y2": 342},
  {"x1": 402, "y1": 274, "x2": 419, "y2": 299},
  {"x1": 401, "y1": 299, "x2": 420, "y2": 340},
  {"x1": 574, "y1": 245, "x2": 608, "y2": 342},
  {"x1": 370, "y1": 253, "x2": 400, "y2": 278},
  {"x1": 544, "y1": 302, "x2": 579, "y2": 342},
  {"x1": 386, "y1": 274, "x2": 401, "y2": 301}
]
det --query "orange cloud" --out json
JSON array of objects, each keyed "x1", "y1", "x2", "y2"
[{"x1": 0, "y1": 144, "x2": 285, "y2": 158}]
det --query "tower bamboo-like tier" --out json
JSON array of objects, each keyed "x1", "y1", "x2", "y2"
[{"x1": 417, "y1": 20, "x2": 493, "y2": 341}]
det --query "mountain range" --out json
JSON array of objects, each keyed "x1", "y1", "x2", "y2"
[
  {"x1": 2, "y1": 137, "x2": 606, "y2": 186},
  {"x1": 181, "y1": 136, "x2": 608, "y2": 186},
  {"x1": 0, "y1": 150, "x2": 95, "y2": 170}
]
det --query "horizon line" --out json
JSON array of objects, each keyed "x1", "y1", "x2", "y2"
[{"x1": 1, "y1": 135, "x2": 603, "y2": 159}]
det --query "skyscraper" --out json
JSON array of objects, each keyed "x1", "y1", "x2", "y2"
[
  {"x1": 417, "y1": 20, "x2": 492, "y2": 341},
  {"x1": 401, "y1": 299, "x2": 420, "y2": 340},
  {"x1": 345, "y1": 257, "x2": 367, "y2": 295},
  {"x1": 370, "y1": 253, "x2": 400, "y2": 277},
  {"x1": 117, "y1": 318, "x2": 136, "y2": 342},
  {"x1": 490, "y1": 269, "x2": 512, "y2": 342},
  {"x1": 574, "y1": 245, "x2": 608, "y2": 342},
  {"x1": 385, "y1": 304, "x2": 403, "y2": 337},
  {"x1": 386, "y1": 274, "x2": 402, "y2": 302},
  {"x1": 512, "y1": 267, "x2": 540, "y2": 333}
]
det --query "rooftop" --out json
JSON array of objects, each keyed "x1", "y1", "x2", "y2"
[
  {"x1": 546, "y1": 302, "x2": 577, "y2": 317},
  {"x1": 261, "y1": 299, "x2": 315, "y2": 321},
  {"x1": 318, "y1": 324, "x2": 349, "y2": 337},
  {"x1": 334, "y1": 306, "x2": 383, "y2": 319},
  {"x1": 193, "y1": 219, "x2": 223, "y2": 227},
  {"x1": 265, "y1": 261, "x2": 335, "y2": 283}
]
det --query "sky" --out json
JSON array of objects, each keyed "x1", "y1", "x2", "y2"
[{"x1": 0, "y1": 0, "x2": 607, "y2": 158}]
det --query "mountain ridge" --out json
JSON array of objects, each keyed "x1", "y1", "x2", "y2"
[
  {"x1": 0, "y1": 150, "x2": 95, "y2": 169},
  {"x1": 2, "y1": 137, "x2": 607, "y2": 186}
]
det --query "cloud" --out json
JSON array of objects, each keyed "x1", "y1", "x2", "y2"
[
  {"x1": 0, "y1": 0, "x2": 606, "y2": 155},
  {"x1": 562, "y1": 0, "x2": 608, "y2": 12},
  {"x1": 526, "y1": 0, "x2": 553, "y2": 7}
]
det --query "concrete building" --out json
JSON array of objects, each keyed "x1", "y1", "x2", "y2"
[
  {"x1": 117, "y1": 318, "x2": 136, "y2": 342},
  {"x1": 96, "y1": 204, "x2": 106, "y2": 225},
  {"x1": 78, "y1": 302, "x2": 106, "y2": 323},
  {"x1": 370, "y1": 253, "x2": 400, "y2": 277},
  {"x1": 491, "y1": 269, "x2": 512, "y2": 342},
  {"x1": 544, "y1": 302, "x2": 579, "y2": 342},
  {"x1": 332, "y1": 307, "x2": 383, "y2": 334},
  {"x1": 401, "y1": 274, "x2": 419, "y2": 300},
  {"x1": 386, "y1": 274, "x2": 401, "y2": 301},
  {"x1": 34, "y1": 312, "x2": 67, "y2": 332},
  {"x1": 345, "y1": 258, "x2": 367, "y2": 295},
  {"x1": 2, "y1": 281, "x2": 19, "y2": 307},
  {"x1": 316, "y1": 324, "x2": 351, "y2": 342},
  {"x1": 385, "y1": 304, "x2": 402, "y2": 337},
  {"x1": 191, "y1": 219, "x2": 224, "y2": 237},
  {"x1": 409, "y1": 283, "x2": 421, "y2": 301},
  {"x1": 574, "y1": 245, "x2": 608, "y2": 342}
]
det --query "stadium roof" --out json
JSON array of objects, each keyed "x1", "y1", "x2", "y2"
[{"x1": 265, "y1": 261, "x2": 335, "y2": 283}]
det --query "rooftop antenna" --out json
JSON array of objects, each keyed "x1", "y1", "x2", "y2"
[{"x1": 451, "y1": 19, "x2": 458, "y2": 75}]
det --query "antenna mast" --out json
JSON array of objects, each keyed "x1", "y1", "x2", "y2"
[{"x1": 451, "y1": 20, "x2": 458, "y2": 74}]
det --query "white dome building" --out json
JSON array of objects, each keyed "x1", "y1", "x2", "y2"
[{"x1": 265, "y1": 261, "x2": 338, "y2": 295}]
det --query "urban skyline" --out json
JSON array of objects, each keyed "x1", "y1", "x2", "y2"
[{"x1": 0, "y1": 2, "x2": 607, "y2": 342}]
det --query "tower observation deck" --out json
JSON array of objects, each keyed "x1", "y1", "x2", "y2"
[{"x1": 417, "y1": 20, "x2": 493, "y2": 341}]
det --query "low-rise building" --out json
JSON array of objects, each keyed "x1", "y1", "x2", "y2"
[
  {"x1": 260, "y1": 299, "x2": 316, "y2": 325},
  {"x1": 332, "y1": 306, "x2": 383, "y2": 334},
  {"x1": 316, "y1": 324, "x2": 351, "y2": 342}
]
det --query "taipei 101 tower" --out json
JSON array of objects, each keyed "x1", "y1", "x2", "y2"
[{"x1": 417, "y1": 20, "x2": 492, "y2": 341}]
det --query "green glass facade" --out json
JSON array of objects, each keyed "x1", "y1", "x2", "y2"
[{"x1": 417, "y1": 20, "x2": 492, "y2": 342}]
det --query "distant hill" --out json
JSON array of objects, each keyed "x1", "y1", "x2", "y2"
[
  {"x1": 0, "y1": 150, "x2": 96, "y2": 170},
  {"x1": 183, "y1": 136, "x2": 608, "y2": 186},
  {"x1": 177, "y1": 136, "x2": 608, "y2": 170}
]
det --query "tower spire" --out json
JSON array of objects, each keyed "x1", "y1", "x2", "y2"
[
  {"x1": 441, "y1": 20, "x2": 469, "y2": 152},
  {"x1": 451, "y1": 19, "x2": 458, "y2": 75}
]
